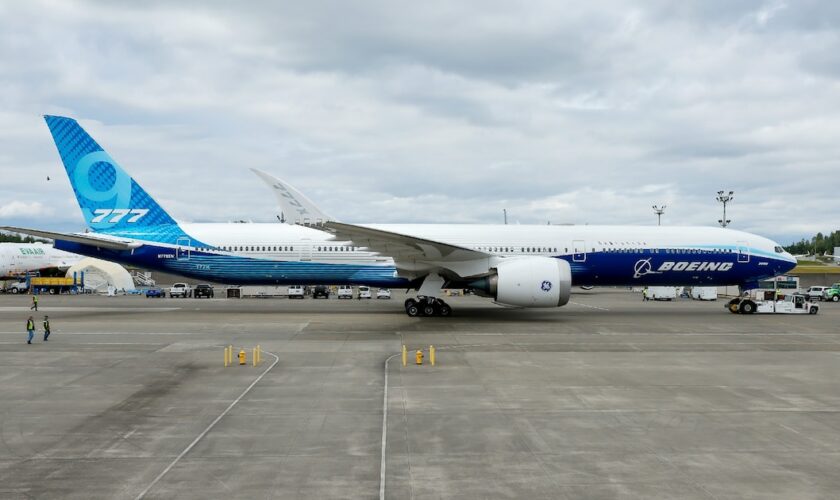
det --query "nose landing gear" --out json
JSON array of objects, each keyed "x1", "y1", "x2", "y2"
[{"x1": 405, "y1": 296, "x2": 451, "y2": 317}]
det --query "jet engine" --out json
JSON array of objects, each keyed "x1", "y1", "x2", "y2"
[{"x1": 470, "y1": 257, "x2": 572, "y2": 307}]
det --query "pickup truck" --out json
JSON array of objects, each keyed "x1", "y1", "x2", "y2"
[
  {"x1": 169, "y1": 283, "x2": 192, "y2": 298},
  {"x1": 193, "y1": 284, "x2": 214, "y2": 298},
  {"x1": 5, "y1": 282, "x2": 28, "y2": 294},
  {"x1": 824, "y1": 284, "x2": 840, "y2": 302},
  {"x1": 804, "y1": 286, "x2": 829, "y2": 301}
]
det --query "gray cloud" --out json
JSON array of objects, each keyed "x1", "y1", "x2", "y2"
[{"x1": 0, "y1": 0, "x2": 838, "y2": 244}]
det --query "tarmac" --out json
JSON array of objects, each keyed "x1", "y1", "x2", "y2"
[{"x1": 0, "y1": 289, "x2": 838, "y2": 499}]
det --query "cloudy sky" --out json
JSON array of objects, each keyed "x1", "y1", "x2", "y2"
[{"x1": 1, "y1": 0, "x2": 838, "y2": 243}]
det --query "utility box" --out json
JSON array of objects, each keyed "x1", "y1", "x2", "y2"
[{"x1": 227, "y1": 288, "x2": 241, "y2": 299}]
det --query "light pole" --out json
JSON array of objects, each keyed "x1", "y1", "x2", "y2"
[
  {"x1": 652, "y1": 205, "x2": 666, "y2": 226},
  {"x1": 716, "y1": 190, "x2": 734, "y2": 227},
  {"x1": 503, "y1": 209, "x2": 507, "y2": 225}
]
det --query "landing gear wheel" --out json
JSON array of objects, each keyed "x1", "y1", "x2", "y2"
[
  {"x1": 437, "y1": 300, "x2": 452, "y2": 317},
  {"x1": 421, "y1": 301, "x2": 436, "y2": 316},
  {"x1": 405, "y1": 298, "x2": 420, "y2": 317},
  {"x1": 739, "y1": 301, "x2": 756, "y2": 314}
]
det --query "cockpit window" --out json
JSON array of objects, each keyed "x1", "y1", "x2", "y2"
[{"x1": 774, "y1": 246, "x2": 784, "y2": 253}]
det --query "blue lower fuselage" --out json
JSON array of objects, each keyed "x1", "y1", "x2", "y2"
[{"x1": 56, "y1": 241, "x2": 794, "y2": 288}]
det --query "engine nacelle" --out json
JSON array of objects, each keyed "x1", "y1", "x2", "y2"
[{"x1": 478, "y1": 257, "x2": 571, "y2": 308}]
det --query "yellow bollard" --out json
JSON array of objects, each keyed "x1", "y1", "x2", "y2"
[
  {"x1": 239, "y1": 349, "x2": 246, "y2": 365},
  {"x1": 415, "y1": 349, "x2": 423, "y2": 365},
  {"x1": 257, "y1": 345, "x2": 261, "y2": 365},
  {"x1": 402, "y1": 345, "x2": 407, "y2": 367},
  {"x1": 224, "y1": 347, "x2": 228, "y2": 367},
  {"x1": 252, "y1": 347, "x2": 256, "y2": 366},
  {"x1": 429, "y1": 345, "x2": 435, "y2": 366},
  {"x1": 228, "y1": 345, "x2": 233, "y2": 366}
]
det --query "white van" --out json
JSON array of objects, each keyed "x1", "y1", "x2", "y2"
[
  {"x1": 358, "y1": 286, "x2": 372, "y2": 299},
  {"x1": 337, "y1": 285, "x2": 353, "y2": 299},
  {"x1": 288, "y1": 285, "x2": 305, "y2": 299}
]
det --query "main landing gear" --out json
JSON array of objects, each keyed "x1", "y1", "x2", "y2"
[{"x1": 405, "y1": 296, "x2": 452, "y2": 317}]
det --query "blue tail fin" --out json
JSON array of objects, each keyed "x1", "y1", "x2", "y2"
[{"x1": 44, "y1": 116, "x2": 184, "y2": 241}]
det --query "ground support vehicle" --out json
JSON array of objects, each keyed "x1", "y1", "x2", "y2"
[
  {"x1": 727, "y1": 294, "x2": 819, "y2": 314},
  {"x1": 169, "y1": 283, "x2": 192, "y2": 298},
  {"x1": 145, "y1": 287, "x2": 164, "y2": 298},
  {"x1": 376, "y1": 288, "x2": 391, "y2": 299},
  {"x1": 646, "y1": 286, "x2": 676, "y2": 301},
  {"x1": 337, "y1": 285, "x2": 353, "y2": 299},
  {"x1": 358, "y1": 286, "x2": 372, "y2": 299},
  {"x1": 690, "y1": 287, "x2": 718, "y2": 301},
  {"x1": 312, "y1": 285, "x2": 330, "y2": 299},
  {"x1": 287, "y1": 285, "x2": 305, "y2": 299},
  {"x1": 194, "y1": 284, "x2": 214, "y2": 298}
]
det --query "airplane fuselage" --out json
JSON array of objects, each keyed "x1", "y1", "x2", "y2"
[{"x1": 54, "y1": 223, "x2": 796, "y2": 288}]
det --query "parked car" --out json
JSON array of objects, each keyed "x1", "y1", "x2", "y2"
[
  {"x1": 804, "y1": 286, "x2": 829, "y2": 301},
  {"x1": 288, "y1": 285, "x2": 305, "y2": 299},
  {"x1": 337, "y1": 285, "x2": 353, "y2": 299},
  {"x1": 145, "y1": 287, "x2": 164, "y2": 298},
  {"x1": 376, "y1": 288, "x2": 392, "y2": 299},
  {"x1": 194, "y1": 284, "x2": 214, "y2": 298},
  {"x1": 312, "y1": 285, "x2": 330, "y2": 299},
  {"x1": 358, "y1": 285, "x2": 372, "y2": 299},
  {"x1": 169, "y1": 282, "x2": 192, "y2": 298}
]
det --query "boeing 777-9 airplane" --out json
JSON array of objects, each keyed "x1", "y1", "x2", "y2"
[{"x1": 2, "y1": 116, "x2": 797, "y2": 316}]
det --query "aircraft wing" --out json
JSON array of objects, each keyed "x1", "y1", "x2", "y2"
[
  {"x1": 251, "y1": 169, "x2": 334, "y2": 224},
  {"x1": 0, "y1": 226, "x2": 141, "y2": 251},
  {"x1": 322, "y1": 221, "x2": 487, "y2": 263}
]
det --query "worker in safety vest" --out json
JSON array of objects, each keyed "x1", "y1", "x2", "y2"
[
  {"x1": 43, "y1": 316, "x2": 51, "y2": 341},
  {"x1": 31, "y1": 295, "x2": 38, "y2": 311},
  {"x1": 26, "y1": 316, "x2": 35, "y2": 344}
]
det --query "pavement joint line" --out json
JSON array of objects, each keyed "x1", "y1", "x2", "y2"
[
  {"x1": 568, "y1": 301, "x2": 610, "y2": 311},
  {"x1": 379, "y1": 352, "x2": 400, "y2": 500},
  {"x1": 134, "y1": 349, "x2": 280, "y2": 500}
]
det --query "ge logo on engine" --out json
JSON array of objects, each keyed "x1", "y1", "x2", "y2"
[{"x1": 541, "y1": 280, "x2": 552, "y2": 292}]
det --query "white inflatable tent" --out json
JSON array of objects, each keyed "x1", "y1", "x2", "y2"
[{"x1": 65, "y1": 258, "x2": 135, "y2": 293}]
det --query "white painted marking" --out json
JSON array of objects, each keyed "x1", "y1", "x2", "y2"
[
  {"x1": 135, "y1": 350, "x2": 280, "y2": 500},
  {"x1": 380, "y1": 352, "x2": 399, "y2": 500},
  {"x1": 568, "y1": 301, "x2": 610, "y2": 311},
  {"x1": 0, "y1": 331, "x2": 196, "y2": 336},
  {"x1": 0, "y1": 307, "x2": 179, "y2": 312}
]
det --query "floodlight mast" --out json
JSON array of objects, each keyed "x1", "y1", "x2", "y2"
[
  {"x1": 652, "y1": 205, "x2": 666, "y2": 226},
  {"x1": 716, "y1": 190, "x2": 734, "y2": 227}
]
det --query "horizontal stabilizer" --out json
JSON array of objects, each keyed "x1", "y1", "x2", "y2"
[{"x1": 0, "y1": 226, "x2": 141, "y2": 251}]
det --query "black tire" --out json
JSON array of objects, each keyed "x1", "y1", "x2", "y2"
[
  {"x1": 832, "y1": 296, "x2": 839, "y2": 302},
  {"x1": 739, "y1": 301, "x2": 756, "y2": 314},
  {"x1": 10, "y1": 288, "x2": 18, "y2": 294},
  {"x1": 438, "y1": 302, "x2": 452, "y2": 317},
  {"x1": 422, "y1": 302, "x2": 436, "y2": 316},
  {"x1": 406, "y1": 303, "x2": 420, "y2": 317},
  {"x1": 809, "y1": 306, "x2": 818, "y2": 315}
]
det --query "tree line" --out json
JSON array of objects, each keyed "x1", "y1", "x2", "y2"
[
  {"x1": 784, "y1": 230, "x2": 840, "y2": 256},
  {"x1": 0, "y1": 232, "x2": 46, "y2": 244}
]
